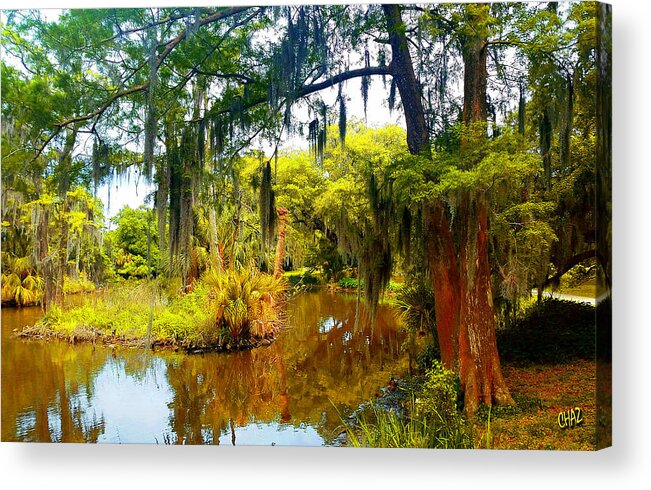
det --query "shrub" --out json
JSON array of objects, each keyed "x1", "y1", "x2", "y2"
[
  {"x1": 63, "y1": 273, "x2": 96, "y2": 295},
  {"x1": 305, "y1": 237, "x2": 345, "y2": 282},
  {"x1": 202, "y1": 268, "x2": 287, "y2": 343},
  {"x1": 497, "y1": 298, "x2": 596, "y2": 365},
  {"x1": 25, "y1": 270, "x2": 288, "y2": 350},
  {"x1": 337, "y1": 277, "x2": 361, "y2": 289},
  {"x1": 394, "y1": 277, "x2": 436, "y2": 338},
  {"x1": 283, "y1": 269, "x2": 321, "y2": 287},
  {"x1": 1, "y1": 255, "x2": 44, "y2": 306},
  {"x1": 394, "y1": 277, "x2": 438, "y2": 371},
  {"x1": 345, "y1": 363, "x2": 471, "y2": 449},
  {"x1": 416, "y1": 341, "x2": 441, "y2": 372},
  {"x1": 416, "y1": 361, "x2": 463, "y2": 423}
]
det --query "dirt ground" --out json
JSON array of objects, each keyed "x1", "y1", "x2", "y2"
[{"x1": 471, "y1": 359, "x2": 611, "y2": 450}]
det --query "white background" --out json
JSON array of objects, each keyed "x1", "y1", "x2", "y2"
[{"x1": 1, "y1": 0, "x2": 650, "y2": 489}]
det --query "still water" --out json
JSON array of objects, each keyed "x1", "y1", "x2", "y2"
[{"x1": 1, "y1": 291, "x2": 407, "y2": 445}]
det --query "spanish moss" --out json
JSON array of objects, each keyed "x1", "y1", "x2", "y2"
[{"x1": 338, "y1": 83, "x2": 347, "y2": 145}]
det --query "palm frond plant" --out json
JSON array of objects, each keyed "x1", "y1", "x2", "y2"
[
  {"x1": 1, "y1": 255, "x2": 44, "y2": 306},
  {"x1": 203, "y1": 268, "x2": 287, "y2": 345}
]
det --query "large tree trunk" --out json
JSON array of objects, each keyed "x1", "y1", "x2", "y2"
[
  {"x1": 383, "y1": 4, "x2": 511, "y2": 412},
  {"x1": 383, "y1": 4, "x2": 430, "y2": 157},
  {"x1": 424, "y1": 202, "x2": 460, "y2": 370},
  {"x1": 518, "y1": 82, "x2": 526, "y2": 136},
  {"x1": 228, "y1": 191, "x2": 242, "y2": 270},
  {"x1": 37, "y1": 206, "x2": 56, "y2": 313},
  {"x1": 156, "y1": 121, "x2": 172, "y2": 256},
  {"x1": 54, "y1": 128, "x2": 77, "y2": 307},
  {"x1": 540, "y1": 108, "x2": 553, "y2": 191},
  {"x1": 596, "y1": 3, "x2": 612, "y2": 290},
  {"x1": 559, "y1": 74, "x2": 574, "y2": 171},
  {"x1": 208, "y1": 205, "x2": 223, "y2": 273},
  {"x1": 56, "y1": 205, "x2": 69, "y2": 307},
  {"x1": 461, "y1": 38, "x2": 487, "y2": 127},
  {"x1": 595, "y1": 3, "x2": 612, "y2": 450},
  {"x1": 458, "y1": 192, "x2": 512, "y2": 415},
  {"x1": 384, "y1": 4, "x2": 461, "y2": 371},
  {"x1": 458, "y1": 5, "x2": 512, "y2": 415}
]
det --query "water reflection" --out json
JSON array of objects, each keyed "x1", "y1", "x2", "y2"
[{"x1": 2, "y1": 290, "x2": 407, "y2": 445}]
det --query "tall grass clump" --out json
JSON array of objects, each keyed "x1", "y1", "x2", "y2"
[
  {"x1": 62, "y1": 272, "x2": 96, "y2": 294},
  {"x1": 345, "y1": 362, "x2": 472, "y2": 448}
]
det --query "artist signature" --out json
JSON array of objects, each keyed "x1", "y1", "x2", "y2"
[{"x1": 557, "y1": 407, "x2": 584, "y2": 429}]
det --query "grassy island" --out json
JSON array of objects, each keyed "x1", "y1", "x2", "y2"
[{"x1": 18, "y1": 270, "x2": 287, "y2": 352}]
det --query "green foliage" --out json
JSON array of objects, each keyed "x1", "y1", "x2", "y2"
[
  {"x1": 62, "y1": 273, "x2": 96, "y2": 295},
  {"x1": 28, "y1": 275, "x2": 284, "y2": 349},
  {"x1": 282, "y1": 269, "x2": 321, "y2": 287},
  {"x1": 1, "y1": 255, "x2": 43, "y2": 306},
  {"x1": 345, "y1": 365, "x2": 472, "y2": 449},
  {"x1": 562, "y1": 261, "x2": 596, "y2": 288},
  {"x1": 394, "y1": 277, "x2": 436, "y2": 338},
  {"x1": 337, "y1": 277, "x2": 361, "y2": 289},
  {"x1": 394, "y1": 277, "x2": 438, "y2": 368},
  {"x1": 108, "y1": 206, "x2": 160, "y2": 278},
  {"x1": 474, "y1": 393, "x2": 543, "y2": 422},
  {"x1": 497, "y1": 298, "x2": 596, "y2": 366},
  {"x1": 345, "y1": 401, "x2": 472, "y2": 449},
  {"x1": 201, "y1": 268, "x2": 287, "y2": 343},
  {"x1": 336, "y1": 276, "x2": 403, "y2": 293},
  {"x1": 416, "y1": 361, "x2": 463, "y2": 423},
  {"x1": 416, "y1": 341, "x2": 440, "y2": 372},
  {"x1": 305, "y1": 235, "x2": 346, "y2": 282}
]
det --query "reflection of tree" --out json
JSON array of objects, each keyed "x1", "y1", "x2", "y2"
[
  {"x1": 282, "y1": 292, "x2": 407, "y2": 440},
  {"x1": 3, "y1": 291, "x2": 407, "y2": 445},
  {"x1": 163, "y1": 291, "x2": 407, "y2": 445},
  {"x1": 2, "y1": 308, "x2": 107, "y2": 442},
  {"x1": 165, "y1": 344, "x2": 289, "y2": 444}
]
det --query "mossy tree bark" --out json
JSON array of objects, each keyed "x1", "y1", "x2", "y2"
[
  {"x1": 384, "y1": 4, "x2": 461, "y2": 372},
  {"x1": 36, "y1": 205, "x2": 56, "y2": 313},
  {"x1": 386, "y1": 3, "x2": 513, "y2": 414},
  {"x1": 458, "y1": 192, "x2": 512, "y2": 414},
  {"x1": 54, "y1": 126, "x2": 78, "y2": 306},
  {"x1": 424, "y1": 202, "x2": 460, "y2": 370},
  {"x1": 457, "y1": 4, "x2": 512, "y2": 414}
]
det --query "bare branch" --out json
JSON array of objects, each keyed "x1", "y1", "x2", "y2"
[{"x1": 200, "y1": 65, "x2": 394, "y2": 122}]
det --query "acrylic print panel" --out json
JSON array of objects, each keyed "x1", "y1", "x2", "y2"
[{"x1": 0, "y1": 1, "x2": 611, "y2": 449}]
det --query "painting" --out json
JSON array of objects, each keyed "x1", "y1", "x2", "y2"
[{"x1": 1, "y1": 2, "x2": 611, "y2": 450}]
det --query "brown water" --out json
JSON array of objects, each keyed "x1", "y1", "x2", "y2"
[{"x1": 1, "y1": 290, "x2": 407, "y2": 445}]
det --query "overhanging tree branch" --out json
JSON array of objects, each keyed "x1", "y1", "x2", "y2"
[
  {"x1": 543, "y1": 249, "x2": 597, "y2": 288},
  {"x1": 156, "y1": 7, "x2": 250, "y2": 68},
  {"x1": 296, "y1": 65, "x2": 393, "y2": 98},
  {"x1": 49, "y1": 7, "x2": 251, "y2": 131},
  {"x1": 202, "y1": 65, "x2": 394, "y2": 121},
  {"x1": 101, "y1": 7, "x2": 219, "y2": 45}
]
